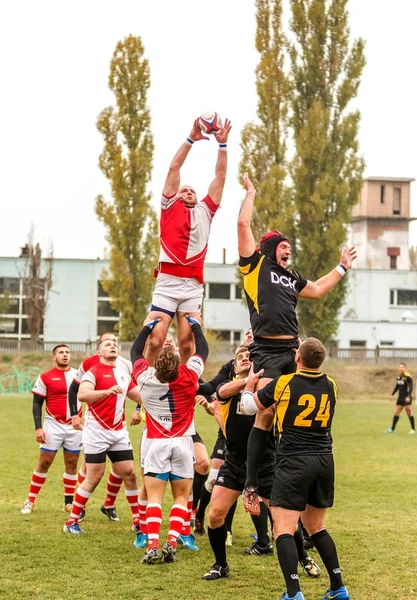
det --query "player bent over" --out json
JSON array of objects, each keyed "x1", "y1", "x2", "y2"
[
  {"x1": 21, "y1": 344, "x2": 81, "y2": 515},
  {"x1": 63, "y1": 336, "x2": 141, "y2": 534},
  {"x1": 144, "y1": 117, "x2": 231, "y2": 365},
  {"x1": 240, "y1": 338, "x2": 349, "y2": 600},
  {"x1": 130, "y1": 316, "x2": 208, "y2": 564}
]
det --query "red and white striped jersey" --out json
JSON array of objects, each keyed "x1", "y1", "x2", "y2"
[
  {"x1": 132, "y1": 354, "x2": 205, "y2": 438},
  {"x1": 158, "y1": 194, "x2": 219, "y2": 283},
  {"x1": 32, "y1": 367, "x2": 79, "y2": 424},
  {"x1": 74, "y1": 354, "x2": 132, "y2": 384},
  {"x1": 81, "y1": 363, "x2": 136, "y2": 431}
]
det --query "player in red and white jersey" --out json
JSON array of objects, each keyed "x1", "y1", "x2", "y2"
[
  {"x1": 145, "y1": 117, "x2": 232, "y2": 366},
  {"x1": 63, "y1": 336, "x2": 141, "y2": 535},
  {"x1": 130, "y1": 316, "x2": 209, "y2": 564},
  {"x1": 68, "y1": 332, "x2": 139, "y2": 523},
  {"x1": 20, "y1": 345, "x2": 82, "y2": 516}
]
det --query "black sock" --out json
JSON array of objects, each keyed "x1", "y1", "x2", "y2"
[
  {"x1": 224, "y1": 500, "x2": 237, "y2": 534},
  {"x1": 294, "y1": 522, "x2": 307, "y2": 561},
  {"x1": 208, "y1": 523, "x2": 228, "y2": 567},
  {"x1": 276, "y1": 534, "x2": 301, "y2": 597},
  {"x1": 244, "y1": 427, "x2": 269, "y2": 488},
  {"x1": 409, "y1": 415, "x2": 415, "y2": 430},
  {"x1": 391, "y1": 415, "x2": 399, "y2": 430},
  {"x1": 250, "y1": 501, "x2": 270, "y2": 546},
  {"x1": 196, "y1": 485, "x2": 211, "y2": 522},
  {"x1": 192, "y1": 471, "x2": 208, "y2": 510},
  {"x1": 64, "y1": 495, "x2": 73, "y2": 505},
  {"x1": 311, "y1": 529, "x2": 344, "y2": 590}
]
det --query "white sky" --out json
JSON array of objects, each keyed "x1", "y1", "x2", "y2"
[{"x1": 1, "y1": 0, "x2": 416, "y2": 263}]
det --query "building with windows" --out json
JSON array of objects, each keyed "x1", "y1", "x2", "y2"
[{"x1": 1, "y1": 176, "x2": 415, "y2": 350}]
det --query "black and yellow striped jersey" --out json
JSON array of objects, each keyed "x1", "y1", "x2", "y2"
[
  {"x1": 238, "y1": 251, "x2": 307, "y2": 337},
  {"x1": 257, "y1": 369, "x2": 337, "y2": 455},
  {"x1": 392, "y1": 372, "x2": 413, "y2": 400}
]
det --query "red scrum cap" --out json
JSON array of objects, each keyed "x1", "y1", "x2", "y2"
[{"x1": 259, "y1": 230, "x2": 289, "y2": 261}]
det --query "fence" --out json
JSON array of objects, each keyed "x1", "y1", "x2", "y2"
[{"x1": 1, "y1": 339, "x2": 417, "y2": 364}]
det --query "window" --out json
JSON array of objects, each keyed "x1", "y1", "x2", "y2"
[
  {"x1": 380, "y1": 341, "x2": 394, "y2": 347},
  {"x1": 380, "y1": 185, "x2": 385, "y2": 204},
  {"x1": 0, "y1": 318, "x2": 19, "y2": 334},
  {"x1": 349, "y1": 340, "x2": 366, "y2": 348},
  {"x1": 97, "y1": 320, "x2": 118, "y2": 336},
  {"x1": 393, "y1": 187, "x2": 401, "y2": 215},
  {"x1": 390, "y1": 290, "x2": 395, "y2": 305},
  {"x1": 389, "y1": 255, "x2": 397, "y2": 269},
  {"x1": 97, "y1": 300, "x2": 119, "y2": 318},
  {"x1": 207, "y1": 329, "x2": 232, "y2": 342},
  {"x1": 0, "y1": 297, "x2": 19, "y2": 315},
  {"x1": 208, "y1": 283, "x2": 231, "y2": 300},
  {"x1": 0, "y1": 277, "x2": 20, "y2": 294},
  {"x1": 397, "y1": 290, "x2": 417, "y2": 306},
  {"x1": 97, "y1": 281, "x2": 109, "y2": 298},
  {"x1": 235, "y1": 284, "x2": 243, "y2": 299}
]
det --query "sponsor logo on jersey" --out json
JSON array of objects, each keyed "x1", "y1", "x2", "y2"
[
  {"x1": 270, "y1": 272, "x2": 297, "y2": 290},
  {"x1": 159, "y1": 415, "x2": 172, "y2": 423}
]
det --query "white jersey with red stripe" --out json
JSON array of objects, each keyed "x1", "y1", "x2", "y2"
[
  {"x1": 74, "y1": 354, "x2": 132, "y2": 384},
  {"x1": 32, "y1": 367, "x2": 79, "y2": 424},
  {"x1": 81, "y1": 363, "x2": 136, "y2": 431},
  {"x1": 133, "y1": 354, "x2": 205, "y2": 438},
  {"x1": 158, "y1": 194, "x2": 218, "y2": 281}
]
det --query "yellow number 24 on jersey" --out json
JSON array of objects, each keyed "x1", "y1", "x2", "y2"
[{"x1": 293, "y1": 393, "x2": 331, "y2": 428}]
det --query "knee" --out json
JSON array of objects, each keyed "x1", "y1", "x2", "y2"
[
  {"x1": 208, "y1": 503, "x2": 226, "y2": 529},
  {"x1": 38, "y1": 457, "x2": 53, "y2": 471},
  {"x1": 195, "y1": 456, "x2": 210, "y2": 475},
  {"x1": 123, "y1": 468, "x2": 137, "y2": 486},
  {"x1": 147, "y1": 332, "x2": 164, "y2": 355}
]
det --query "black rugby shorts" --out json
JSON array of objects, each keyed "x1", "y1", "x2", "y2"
[{"x1": 249, "y1": 337, "x2": 298, "y2": 379}]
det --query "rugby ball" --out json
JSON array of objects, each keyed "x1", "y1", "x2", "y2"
[{"x1": 198, "y1": 111, "x2": 222, "y2": 134}]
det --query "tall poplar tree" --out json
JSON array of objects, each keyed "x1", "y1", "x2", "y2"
[
  {"x1": 95, "y1": 35, "x2": 158, "y2": 340},
  {"x1": 239, "y1": 0, "x2": 365, "y2": 341}
]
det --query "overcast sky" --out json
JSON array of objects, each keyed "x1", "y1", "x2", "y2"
[{"x1": 1, "y1": 0, "x2": 416, "y2": 264}]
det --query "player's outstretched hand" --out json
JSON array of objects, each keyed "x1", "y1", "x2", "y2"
[
  {"x1": 214, "y1": 118, "x2": 232, "y2": 144},
  {"x1": 186, "y1": 315, "x2": 200, "y2": 326},
  {"x1": 340, "y1": 245, "x2": 357, "y2": 269},
  {"x1": 243, "y1": 172, "x2": 256, "y2": 195},
  {"x1": 190, "y1": 119, "x2": 210, "y2": 142},
  {"x1": 145, "y1": 318, "x2": 160, "y2": 331}
]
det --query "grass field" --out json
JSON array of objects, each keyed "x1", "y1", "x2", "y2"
[{"x1": 1, "y1": 392, "x2": 417, "y2": 600}]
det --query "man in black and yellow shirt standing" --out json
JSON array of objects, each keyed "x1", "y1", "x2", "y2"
[
  {"x1": 386, "y1": 362, "x2": 415, "y2": 434},
  {"x1": 237, "y1": 173, "x2": 357, "y2": 514},
  {"x1": 240, "y1": 337, "x2": 349, "y2": 600}
]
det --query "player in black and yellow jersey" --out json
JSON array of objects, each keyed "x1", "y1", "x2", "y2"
[
  {"x1": 201, "y1": 346, "x2": 275, "y2": 581},
  {"x1": 240, "y1": 338, "x2": 349, "y2": 600},
  {"x1": 386, "y1": 362, "x2": 415, "y2": 434},
  {"x1": 237, "y1": 172, "x2": 357, "y2": 515}
]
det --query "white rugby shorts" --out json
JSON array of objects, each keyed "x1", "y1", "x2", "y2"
[
  {"x1": 142, "y1": 435, "x2": 195, "y2": 479},
  {"x1": 40, "y1": 418, "x2": 82, "y2": 453},
  {"x1": 151, "y1": 273, "x2": 203, "y2": 315},
  {"x1": 82, "y1": 423, "x2": 132, "y2": 455}
]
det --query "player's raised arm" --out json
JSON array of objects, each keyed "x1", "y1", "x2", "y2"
[
  {"x1": 299, "y1": 245, "x2": 357, "y2": 299},
  {"x1": 237, "y1": 173, "x2": 257, "y2": 258},
  {"x1": 208, "y1": 119, "x2": 232, "y2": 206},
  {"x1": 163, "y1": 119, "x2": 209, "y2": 198}
]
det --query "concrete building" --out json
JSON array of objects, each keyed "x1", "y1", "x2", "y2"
[{"x1": 0, "y1": 176, "x2": 415, "y2": 351}]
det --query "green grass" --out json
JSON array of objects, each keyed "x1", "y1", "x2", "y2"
[{"x1": 1, "y1": 395, "x2": 417, "y2": 599}]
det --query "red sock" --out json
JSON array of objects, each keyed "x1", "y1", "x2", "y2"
[
  {"x1": 104, "y1": 471, "x2": 123, "y2": 508},
  {"x1": 180, "y1": 494, "x2": 193, "y2": 536},
  {"x1": 168, "y1": 504, "x2": 188, "y2": 547},
  {"x1": 66, "y1": 487, "x2": 91, "y2": 525},
  {"x1": 77, "y1": 469, "x2": 86, "y2": 486},
  {"x1": 125, "y1": 488, "x2": 139, "y2": 526},
  {"x1": 139, "y1": 499, "x2": 148, "y2": 534},
  {"x1": 146, "y1": 503, "x2": 162, "y2": 550},
  {"x1": 63, "y1": 472, "x2": 77, "y2": 502},
  {"x1": 27, "y1": 471, "x2": 47, "y2": 504}
]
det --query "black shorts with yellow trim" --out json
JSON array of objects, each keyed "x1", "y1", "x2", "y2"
[
  {"x1": 269, "y1": 454, "x2": 334, "y2": 511},
  {"x1": 214, "y1": 453, "x2": 275, "y2": 499},
  {"x1": 249, "y1": 337, "x2": 298, "y2": 379}
]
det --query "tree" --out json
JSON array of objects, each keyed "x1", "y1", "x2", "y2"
[
  {"x1": 410, "y1": 247, "x2": 417, "y2": 271},
  {"x1": 239, "y1": 0, "x2": 365, "y2": 342},
  {"x1": 20, "y1": 228, "x2": 53, "y2": 343},
  {"x1": 95, "y1": 35, "x2": 159, "y2": 340}
]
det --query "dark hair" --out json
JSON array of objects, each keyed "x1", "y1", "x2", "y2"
[
  {"x1": 155, "y1": 346, "x2": 180, "y2": 383},
  {"x1": 298, "y1": 337, "x2": 326, "y2": 369},
  {"x1": 52, "y1": 344, "x2": 69, "y2": 355}
]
